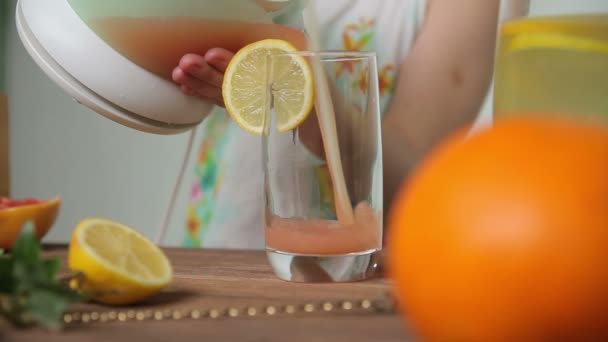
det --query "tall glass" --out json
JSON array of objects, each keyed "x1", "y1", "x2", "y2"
[
  {"x1": 263, "y1": 52, "x2": 383, "y2": 283},
  {"x1": 494, "y1": 0, "x2": 608, "y2": 122}
]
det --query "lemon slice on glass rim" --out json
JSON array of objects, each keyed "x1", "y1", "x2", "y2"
[{"x1": 222, "y1": 39, "x2": 314, "y2": 135}]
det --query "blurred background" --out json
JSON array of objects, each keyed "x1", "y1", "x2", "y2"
[{"x1": 0, "y1": 0, "x2": 604, "y2": 246}]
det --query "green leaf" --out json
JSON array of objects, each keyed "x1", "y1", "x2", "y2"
[
  {"x1": 10, "y1": 221, "x2": 40, "y2": 265},
  {"x1": 0, "y1": 257, "x2": 14, "y2": 293},
  {"x1": 0, "y1": 222, "x2": 84, "y2": 330},
  {"x1": 38, "y1": 282, "x2": 83, "y2": 303},
  {"x1": 42, "y1": 258, "x2": 61, "y2": 282},
  {"x1": 26, "y1": 289, "x2": 72, "y2": 331}
]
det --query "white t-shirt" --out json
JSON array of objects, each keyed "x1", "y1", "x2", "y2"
[{"x1": 183, "y1": 0, "x2": 428, "y2": 249}]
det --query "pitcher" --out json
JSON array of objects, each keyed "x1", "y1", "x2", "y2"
[
  {"x1": 494, "y1": 0, "x2": 608, "y2": 123},
  {"x1": 16, "y1": 0, "x2": 308, "y2": 134}
]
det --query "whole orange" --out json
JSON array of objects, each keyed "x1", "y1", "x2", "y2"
[{"x1": 388, "y1": 116, "x2": 608, "y2": 342}]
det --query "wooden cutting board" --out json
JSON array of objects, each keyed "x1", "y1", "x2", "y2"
[{"x1": 0, "y1": 94, "x2": 8, "y2": 197}]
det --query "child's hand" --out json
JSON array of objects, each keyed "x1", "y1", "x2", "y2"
[
  {"x1": 172, "y1": 48, "x2": 235, "y2": 107},
  {"x1": 172, "y1": 47, "x2": 323, "y2": 161}
]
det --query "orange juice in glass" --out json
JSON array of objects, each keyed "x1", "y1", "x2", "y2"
[
  {"x1": 494, "y1": 0, "x2": 608, "y2": 122},
  {"x1": 264, "y1": 51, "x2": 383, "y2": 283}
]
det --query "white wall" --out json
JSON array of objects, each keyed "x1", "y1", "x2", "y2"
[
  {"x1": 4, "y1": 0, "x2": 201, "y2": 246},
  {"x1": 0, "y1": 1, "x2": 8, "y2": 90},
  {"x1": 529, "y1": 0, "x2": 608, "y2": 15}
]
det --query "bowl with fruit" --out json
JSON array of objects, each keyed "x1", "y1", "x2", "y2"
[{"x1": 0, "y1": 196, "x2": 61, "y2": 249}]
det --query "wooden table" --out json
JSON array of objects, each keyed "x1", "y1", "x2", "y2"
[{"x1": 4, "y1": 247, "x2": 412, "y2": 341}]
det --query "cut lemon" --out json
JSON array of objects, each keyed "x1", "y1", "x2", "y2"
[
  {"x1": 222, "y1": 39, "x2": 314, "y2": 135},
  {"x1": 68, "y1": 218, "x2": 173, "y2": 305}
]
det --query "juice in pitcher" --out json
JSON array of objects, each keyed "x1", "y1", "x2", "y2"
[
  {"x1": 68, "y1": 0, "x2": 308, "y2": 80},
  {"x1": 89, "y1": 17, "x2": 308, "y2": 80},
  {"x1": 494, "y1": 14, "x2": 608, "y2": 121}
]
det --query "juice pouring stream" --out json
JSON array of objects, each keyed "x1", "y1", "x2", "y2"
[{"x1": 302, "y1": 1, "x2": 354, "y2": 225}]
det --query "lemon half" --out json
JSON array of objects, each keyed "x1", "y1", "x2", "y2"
[
  {"x1": 222, "y1": 39, "x2": 314, "y2": 135},
  {"x1": 68, "y1": 218, "x2": 173, "y2": 305}
]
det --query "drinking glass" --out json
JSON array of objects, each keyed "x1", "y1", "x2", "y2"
[
  {"x1": 494, "y1": 0, "x2": 608, "y2": 123},
  {"x1": 263, "y1": 51, "x2": 383, "y2": 283}
]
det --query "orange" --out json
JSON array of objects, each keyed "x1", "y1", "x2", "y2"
[
  {"x1": 388, "y1": 116, "x2": 608, "y2": 342},
  {"x1": 0, "y1": 197, "x2": 61, "y2": 249}
]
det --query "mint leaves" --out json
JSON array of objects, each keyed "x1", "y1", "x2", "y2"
[{"x1": 0, "y1": 222, "x2": 82, "y2": 330}]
